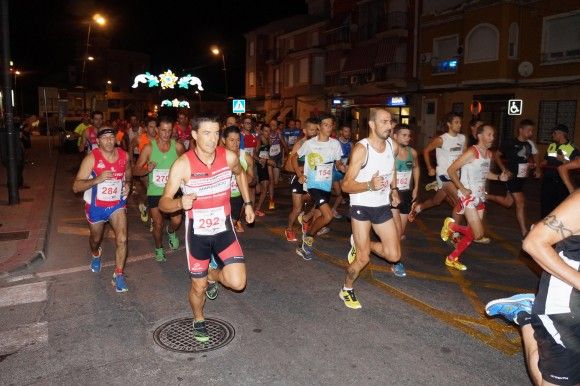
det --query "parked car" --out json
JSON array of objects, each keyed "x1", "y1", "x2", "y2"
[{"x1": 58, "y1": 120, "x2": 81, "y2": 154}]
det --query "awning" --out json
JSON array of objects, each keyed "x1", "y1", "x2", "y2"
[
  {"x1": 375, "y1": 38, "x2": 398, "y2": 67},
  {"x1": 341, "y1": 44, "x2": 377, "y2": 76},
  {"x1": 325, "y1": 50, "x2": 343, "y2": 74}
]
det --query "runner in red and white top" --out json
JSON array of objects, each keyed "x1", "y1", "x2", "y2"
[
  {"x1": 159, "y1": 114, "x2": 255, "y2": 343},
  {"x1": 78, "y1": 111, "x2": 104, "y2": 153},
  {"x1": 442, "y1": 124, "x2": 509, "y2": 271},
  {"x1": 173, "y1": 112, "x2": 192, "y2": 150},
  {"x1": 73, "y1": 127, "x2": 132, "y2": 293}
]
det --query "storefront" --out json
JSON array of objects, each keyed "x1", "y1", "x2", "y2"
[{"x1": 385, "y1": 95, "x2": 411, "y2": 125}]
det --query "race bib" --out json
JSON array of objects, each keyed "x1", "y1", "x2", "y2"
[
  {"x1": 315, "y1": 163, "x2": 332, "y2": 182},
  {"x1": 288, "y1": 136, "x2": 298, "y2": 145},
  {"x1": 397, "y1": 170, "x2": 412, "y2": 190},
  {"x1": 97, "y1": 179, "x2": 122, "y2": 202},
  {"x1": 517, "y1": 163, "x2": 529, "y2": 178},
  {"x1": 259, "y1": 150, "x2": 269, "y2": 159},
  {"x1": 183, "y1": 140, "x2": 190, "y2": 150},
  {"x1": 152, "y1": 169, "x2": 169, "y2": 188},
  {"x1": 193, "y1": 206, "x2": 227, "y2": 236},
  {"x1": 269, "y1": 143, "x2": 281, "y2": 157}
]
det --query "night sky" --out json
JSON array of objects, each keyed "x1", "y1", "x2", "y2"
[{"x1": 7, "y1": 0, "x2": 307, "y2": 114}]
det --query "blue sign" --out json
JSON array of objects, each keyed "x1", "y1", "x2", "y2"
[
  {"x1": 386, "y1": 96, "x2": 408, "y2": 107},
  {"x1": 232, "y1": 99, "x2": 246, "y2": 114}
]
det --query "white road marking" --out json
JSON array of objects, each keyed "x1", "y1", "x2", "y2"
[
  {"x1": 0, "y1": 281, "x2": 47, "y2": 307},
  {"x1": 0, "y1": 322, "x2": 49, "y2": 355}
]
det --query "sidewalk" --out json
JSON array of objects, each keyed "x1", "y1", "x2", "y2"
[{"x1": 0, "y1": 136, "x2": 59, "y2": 275}]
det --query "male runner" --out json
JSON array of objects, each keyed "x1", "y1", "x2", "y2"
[
  {"x1": 408, "y1": 112, "x2": 465, "y2": 222},
  {"x1": 241, "y1": 117, "x2": 258, "y2": 206},
  {"x1": 127, "y1": 114, "x2": 143, "y2": 161},
  {"x1": 340, "y1": 108, "x2": 401, "y2": 308},
  {"x1": 173, "y1": 112, "x2": 192, "y2": 150},
  {"x1": 78, "y1": 111, "x2": 104, "y2": 153},
  {"x1": 442, "y1": 124, "x2": 508, "y2": 271},
  {"x1": 132, "y1": 118, "x2": 158, "y2": 224},
  {"x1": 486, "y1": 119, "x2": 541, "y2": 237},
  {"x1": 133, "y1": 117, "x2": 185, "y2": 261},
  {"x1": 331, "y1": 125, "x2": 353, "y2": 219},
  {"x1": 73, "y1": 127, "x2": 131, "y2": 292},
  {"x1": 267, "y1": 119, "x2": 288, "y2": 210},
  {"x1": 282, "y1": 119, "x2": 302, "y2": 150},
  {"x1": 159, "y1": 115, "x2": 255, "y2": 342},
  {"x1": 295, "y1": 113, "x2": 345, "y2": 260},
  {"x1": 486, "y1": 191, "x2": 580, "y2": 386}
]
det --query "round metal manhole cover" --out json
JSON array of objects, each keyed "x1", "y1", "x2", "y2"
[{"x1": 153, "y1": 317, "x2": 235, "y2": 353}]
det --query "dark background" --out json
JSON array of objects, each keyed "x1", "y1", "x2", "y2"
[{"x1": 7, "y1": 0, "x2": 307, "y2": 115}]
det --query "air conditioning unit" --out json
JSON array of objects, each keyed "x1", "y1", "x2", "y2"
[
  {"x1": 365, "y1": 73, "x2": 376, "y2": 82},
  {"x1": 350, "y1": 75, "x2": 359, "y2": 85}
]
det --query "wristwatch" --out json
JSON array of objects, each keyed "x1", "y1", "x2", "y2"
[{"x1": 244, "y1": 201, "x2": 254, "y2": 206}]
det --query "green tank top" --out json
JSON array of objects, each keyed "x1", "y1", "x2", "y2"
[
  {"x1": 395, "y1": 147, "x2": 414, "y2": 191},
  {"x1": 147, "y1": 139, "x2": 178, "y2": 196}
]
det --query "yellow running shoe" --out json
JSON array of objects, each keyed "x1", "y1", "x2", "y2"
[
  {"x1": 339, "y1": 288, "x2": 362, "y2": 309},
  {"x1": 445, "y1": 256, "x2": 467, "y2": 271},
  {"x1": 474, "y1": 236, "x2": 491, "y2": 244},
  {"x1": 440, "y1": 217, "x2": 455, "y2": 242},
  {"x1": 425, "y1": 181, "x2": 438, "y2": 192},
  {"x1": 347, "y1": 234, "x2": 357, "y2": 264}
]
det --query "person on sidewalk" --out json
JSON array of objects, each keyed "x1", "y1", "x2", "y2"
[
  {"x1": 159, "y1": 114, "x2": 255, "y2": 343},
  {"x1": 133, "y1": 117, "x2": 185, "y2": 262},
  {"x1": 340, "y1": 108, "x2": 401, "y2": 309},
  {"x1": 486, "y1": 190, "x2": 580, "y2": 386},
  {"x1": 72, "y1": 127, "x2": 131, "y2": 292}
]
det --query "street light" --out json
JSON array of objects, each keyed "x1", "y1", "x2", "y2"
[
  {"x1": 81, "y1": 13, "x2": 106, "y2": 112},
  {"x1": 210, "y1": 45, "x2": 228, "y2": 100}
]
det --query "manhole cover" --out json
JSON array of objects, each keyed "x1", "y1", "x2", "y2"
[{"x1": 153, "y1": 317, "x2": 235, "y2": 353}]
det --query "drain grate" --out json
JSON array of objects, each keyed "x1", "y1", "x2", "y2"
[
  {"x1": 0, "y1": 231, "x2": 29, "y2": 241},
  {"x1": 153, "y1": 317, "x2": 235, "y2": 353}
]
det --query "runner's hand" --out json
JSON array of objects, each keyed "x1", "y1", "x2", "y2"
[
  {"x1": 412, "y1": 187, "x2": 418, "y2": 201},
  {"x1": 298, "y1": 175, "x2": 307, "y2": 184},
  {"x1": 428, "y1": 168, "x2": 436, "y2": 177},
  {"x1": 499, "y1": 171, "x2": 509, "y2": 182},
  {"x1": 370, "y1": 171, "x2": 383, "y2": 190},
  {"x1": 459, "y1": 187, "x2": 472, "y2": 197},
  {"x1": 147, "y1": 161, "x2": 157, "y2": 172},
  {"x1": 391, "y1": 189, "x2": 401, "y2": 207},
  {"x1": 122, "y1": 182, "x2": 131, "y2": 199},
  {"x1": 98, "y1": 170, "x2": 114, "y2": 182},
  {"x1": 180, "y1": 193, "x2": 196, "y2": 210},
  {"x1": 244, "y1": 204, "x2": 255, "y2": 224}
]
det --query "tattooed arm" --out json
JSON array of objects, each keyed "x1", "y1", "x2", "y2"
[{"x1": 522, "y1": 191, "x2": 580, "y2": 290}]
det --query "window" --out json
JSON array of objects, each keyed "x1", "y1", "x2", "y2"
[
  {"x1": 432, "y1": 35, "x2": 458, "y2": 73},
  {"x1": 465, "y1": 24, "x2": 499, "y2": 63},
  {"x1": 508, "y1": 23, "x2": 518, "y2": 59},
  {"x1": 274, "y1": 68, "x2": 280, "y2": 94},
  {"x1": 542, "y1": 11, "x2": 580, "y2": 63},
  {"x1": 286, "y1": 63, "x2": 294, "y2": 87},
  {"x1": 537, "y1": 100, "x2": 577, "y2": 143},
  {"x1": 299, "y1": 58, "x2": 309, "y2": 83},
  {"x1": 248, "y1": 72, "x2": 255, "y2": 87},
  {"x1": 258, "y1": 72, "x2": 264, "y2": 88},
  {"x1": 249, "y1": 41, "x2": 255, "y2": 57},
  {"x1": 312, "y1": 31, "x2": 319, "y2": 47},
  {"x1": 312, "y1": 56, "x2": 324, "y2": 85},
  {"x1": 288, "y1": 38, "x2": 294, "y2": 51}
]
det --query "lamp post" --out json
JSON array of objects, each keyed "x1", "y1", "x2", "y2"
[
  {"x1": 81, "y1": 13, "x2": 106, "y2": 112},
  {"x1": 210, "y1": 46, "x2": 228, "y2": 100}
]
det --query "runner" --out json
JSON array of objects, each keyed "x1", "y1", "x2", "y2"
[
  {"x1": 222, "y1": 126, "x2": 254, "y2": 233},
  {"x1": 78, "y1": 111, "x2": 103, "y2": 153},
  {"x1": 485, "y1": 191, "x2": 580, "y2": 386},
  {"x1": 158, "y1": 114, "x2": 255, "y2": 342},
  {"x1": 486, "y1": 119, "x2": 541, "y2": 237},
  {"x1": 133, "y1": 117, "x2": 185, "y2": 262},
  {"x1": 408, "y1": 112, "x2": 465, "y2": 223},
  {"x1": 340, "y1": 108, "x2": 401, "y2": 309},
  {"x1": 267, "y1": 119, "x2": 288, "y2": 210},
  {"x1": 558, "y1": 156, "x2": 580, "y2": 194},
  {"x1": 132, "y1": 118, "x2": 159, "y2": 224},
  {"x1": 241, "y1": 117, "x2": 259, "y2": 207},
  {"x1": 254, "y1": 124, "x2": 276, "y2": 216},
  {"x1": 285, "y1": 118, "x2": 318, "y2": 241},
  {"x1": 330, "y1": 125, "x2": 353, "y2": 219},
  {"x1": 442, "y1": 124, "x2": 509, "y2": 271},
  {"x1": 72, "y1": 127, "x2": 131, "y2": 292},
  {"x1": 295, "y1": 113, "x2": 345, "y2": 261},
  {"x1": 282, "y1": 119, "x2": 302, "y2": 151},
  {"x1": 127, "y1": 114, "x2": 143, "y2": 160},
  {"x1": 173, "y1": 112, "x2": 192, "y2": 150}
]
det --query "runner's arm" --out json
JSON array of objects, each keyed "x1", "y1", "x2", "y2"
[
  {"x1": 132, "y1": 144, "x2": 152, "y2": 176},
  {"x1": 341, "y1": 143, "x2": 369, "y2": 194},
  {"x1": 78, "y1": 130, "x2": 88, "y2": 153},
  {"x1": 422, "y1": 136, "x2": 443, "y2": 173},
  {"x1": 159, "y1": 156, "x2": 189, "y2": 213},
  {"x1": 411, "y1": 148, "x2": 420, "y2": 199},
  {"x1": 447, "y1": 148, "x2": 475, "y2": 194},
  {"x1": 245, "y1": 153, "x2": 254, "y2": 181},
  {"x1": 523, "y1": 191, "x2": 580, "y2": 290},
  {"x1": 558, "y1": 158, "x2": 580, "y2": 193},
  {"x1": 72, "y1": 154, "x2": 100, "y2": 193},
  {"x1": 175, "y1": 142, "x2": 186, "y2": 157},
  {"x1": 493, "y1": 149, "x2": 508, "y2": 174}
]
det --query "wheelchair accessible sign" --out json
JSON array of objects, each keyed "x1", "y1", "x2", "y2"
[
  {"x1": 508, "y1": 99, "x2": 523, "y2": 115},
  {"x1": 232, "y1": 99, "x2": 246, "y2": 114}
]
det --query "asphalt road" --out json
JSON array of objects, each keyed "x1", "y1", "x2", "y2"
[{"x1": 0, "y1": 151, "x2": 540, "y2": 385}]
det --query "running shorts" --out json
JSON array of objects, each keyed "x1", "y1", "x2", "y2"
[
  {"x1": 506, "y1": 177, "x2": 526, "y2": 193},
  {"x1": 391, "y1": 190, "x2": 412, "y2": 214},
  {"x1": 85, "y1": 200, "x2": 126, "y2": 224},
  {"x1": 350, "y1": 205, "x2": 393, "y2": 224},
  {"x1": 308, "y1": 188, "x2": 331, "y2": 208},
  {"x1": 290, "y1": 174, "x2": 304, "y2": 195}
]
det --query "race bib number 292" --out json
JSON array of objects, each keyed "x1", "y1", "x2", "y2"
[{"x1": 193, "y1": 206, "x2": 227, "y2": 236}]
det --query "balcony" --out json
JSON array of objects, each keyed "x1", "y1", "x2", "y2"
[{"x1": 323, "y1": 25, "x2": 350, "y2": 47}]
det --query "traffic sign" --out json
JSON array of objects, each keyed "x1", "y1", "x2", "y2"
[
  {"x1": 508, "y1": 99, "x2": 523, "y2": 115},
  {"x1": 232, "y1": 99, "x2": 246, "y2": 114}
]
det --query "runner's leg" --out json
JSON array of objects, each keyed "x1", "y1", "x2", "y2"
[
  {"x1": 369, "y1": 219, "x2": 401, "y2": 264},
  {"x1": 88, "y1": 222, "x2": 105, "y2": 256},
  {"x1": 150, "y1": 207, "x2": 163, "y2": 248},
  {"x1": 108, "y1": 208, "x2": 128, "y2": 271},
  {"x1": 512, "y1": 192, "x2": 528, "y2": 237},
  {"x1": 345, "y1": 219, "x2": 372, "y2": 288}
]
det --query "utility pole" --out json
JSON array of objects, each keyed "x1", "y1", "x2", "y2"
[{"x1": 1, "y1": 0, "x2": 19, "y2": 204}]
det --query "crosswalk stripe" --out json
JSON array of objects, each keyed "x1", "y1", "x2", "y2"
[
  {"x1": 0, "y1": 281, "x2": 47, "y2": 308},
  {"x1": 0, "y1": 322, "x2": 48, "y2": 355}
]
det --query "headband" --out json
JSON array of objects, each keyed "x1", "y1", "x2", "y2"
[{"x1": 97, "y1": 128, "x2": 116, "y2": 138}]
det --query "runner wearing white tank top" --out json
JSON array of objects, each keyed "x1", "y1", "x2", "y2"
[
  {"x1": 339, "y1": 108, "x2": 402, "y2": 309},
  {"x1": 441, "y1": 124, "x2": 509, "y2": 271}
]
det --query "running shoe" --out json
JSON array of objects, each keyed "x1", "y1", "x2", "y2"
[
  {"x1": 90, "y1": 247, "x2": 103, "y2": 273},
  {"x1": 139, "y1": 203, "x2": 148, "y2": 223},
  {"x1": 392, "y1": 262, "x2": 407, "y2": 277},
  {"x1": 209, "y1": 254, "x2": 218, "y2": 270},
  {"x1": 268, "y1": 200, "x2": 275, "y2": 210},
  {"x1": 206, "y1": 281, "x2": 219, "y2": 300},
  {"x1": 408, "y1": 202, "x2": 420, "y2": 223},
  {"x1": 285, "y1": 229, "x2": 298, "y2": 242},
  {"x1": 192, "y1": 320, "x2": 210, "y2": 343},
  {"x1": 317, "y1": 226, "x2": 330, "y2": 236},
  {"x1": 425, "y1": 181, "x2": 438, "y2": 192},
  {"x1": 347, "y1": 234, "x2": 357, "y2": 264},
  {"x1": 339, "y1": 288, "x2": 362, "y2": 309},
  {"x1": 167, "y1": 226, "x2": 179, "y2": 250},
  {"x1": 485, "y1": 293, "x2": 535, "y2": 325},
  {"x1": 255, "y1": 209, "x2": 265, "y2": 217},
  {"x1": 149, "y1": 219, "x2": 153, "y2": 232},
  {"x1": 111, "y1": 272, "x2": 129, "y2": 292},
  {"x1": 296, "y1": 236, "x2": 314, "y2": 261},
  {"x1": 474, "y1": 237, "x2": 491, "y2": 244},
  {"x1": 154, "y1": 247, "x2": 166, "y2": 262},
  {"x1": 445, "y1": 256, "x2": 467, "y2": 271},
  {"x1": 440, "y1": 217, "x2": 455, "y2": 242}
]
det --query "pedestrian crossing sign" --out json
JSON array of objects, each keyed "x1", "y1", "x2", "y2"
[{"x1": 232, "y1": 99, "x2": 246, "y2": 114}]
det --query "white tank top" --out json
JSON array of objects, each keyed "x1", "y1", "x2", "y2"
[
  {"x1": 436, "y1": 133, "x2": 465, "y2": 177},
  {"x1": 349, "y1": 138, "x2": 394, "y2": 207},
  {"x1": 460, "y1": 146, "x2": 491, "y2": 200}
]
